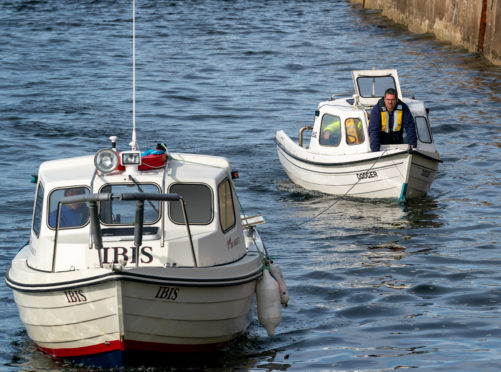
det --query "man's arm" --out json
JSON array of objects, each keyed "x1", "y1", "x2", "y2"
[{"x1": 403, "y1": 105, "x2": 417, "y2": 147}]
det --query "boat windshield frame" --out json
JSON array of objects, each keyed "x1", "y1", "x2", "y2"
[
  {"x1": 351, "y1": 69, "x2": 403, "y2": 106},
  {"x1": 51, "y1": 192, "x2": 197, "y2": 271},
  {"x1": 98, "y1": 182, "x2": 162, "y2": 226}
]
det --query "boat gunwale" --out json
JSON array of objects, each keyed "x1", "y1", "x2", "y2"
[
  {"x1": 5, "y1": 259, "x2": 264, "y2": 293},
  {"x1": 276, "y1": 139, "x2": 441, "y2": 167}
]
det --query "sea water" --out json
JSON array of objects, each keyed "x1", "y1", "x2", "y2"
[{"x1": 1, "y1": 1, "x2": 501, "y2": 370}]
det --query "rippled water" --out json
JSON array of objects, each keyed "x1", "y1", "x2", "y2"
[{"x1": 1, "y1": 0, "x2": 501, "y2": 370}]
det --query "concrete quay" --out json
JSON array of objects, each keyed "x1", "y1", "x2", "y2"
[{"x1": 349, "y1": 0, "x2": 501, "y2": 65}]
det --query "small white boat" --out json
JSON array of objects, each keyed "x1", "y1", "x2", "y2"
[
  {"x1": 6, "y1": 2, "x2": 288, "y2": 367},
  {"x1": 276, "y1": 69, "x2": 441, "y2": 200},
  {"x1": 6, "y1": 138, "x2": 287, "y2": 367}
]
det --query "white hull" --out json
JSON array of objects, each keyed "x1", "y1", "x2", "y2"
[
  {"x1": 13, "y1": 281, "x2": 122, "y2": 355},
  {"x1": 8, "y1": 4, "x2": 287, "y2": 365},
  {"x1": 121, "y1": 280, "x2": 256, "y2": 348},
  {"x1": 5, "y1": 144, "x2": 284, "y2": 368},
  {"x1": 7, "y1": 243, "x2": 263, "y2": 360},
  {"x1": 276, "y1": 134, "x2": 439, "y2": 200},
  {"x1": 12, "y1": 280, "x2": 256, "y2": 354},
  {"x1": 276, "y1": 69, "x2": 441, "y2": 200}
]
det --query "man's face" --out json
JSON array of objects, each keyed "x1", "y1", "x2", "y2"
[
  {"x1": 65, "y1": 188, "x2": 85, "y2": 209},
  {"x1": 384, "y1": 93, "x2": 398, "y2": 113}
]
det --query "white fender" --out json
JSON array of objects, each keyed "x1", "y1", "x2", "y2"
[
  {"x1": 256, "y1": 269, "x2": 282, "y2": 336},
  {"x1": 269, "y1": 263, "x2": 289, "y2": 307}
]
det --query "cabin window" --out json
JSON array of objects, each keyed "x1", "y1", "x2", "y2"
[
  {"x1": 415, "y1": 116, "x2": 433, "y2": 144},
  {"x1": 32, "y1": 183, "x2": 44, "y2": 236},
  {"x1": 218, "y1": 178, "x2": 236, "y2": 232},
  {"x1": 169, "y1": 183, "x2": 213, "y2": 225},
  {"x1": 319, "y1": 114, "x2": 341, "y2": 147},
  {"x1": 48, "y1": 187, "x2": 90, "y2": 229},
  {"x1": 345, "y1": 118, "x2": 365, "y2": 145},
  {"x1": 357, "y1": 75, "x2": 396, "y2": 98},
  {"x1": 99, "y1": 183, "x2": 161, "y2": 225}
]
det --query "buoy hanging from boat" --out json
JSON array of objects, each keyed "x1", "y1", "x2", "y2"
[
  {"x1": 269, "y1": 263, "x2": 289, "y2": 307},
  {"x1": 256, "y1": 268, "x2": 282, "y2": 336}
]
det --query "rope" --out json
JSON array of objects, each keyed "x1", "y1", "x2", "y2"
[
  {"x1": 237, "y1": 192, "x2": 271, "y2": 267},
  {"x1": 296, "y1": 149, "x2": 388, "y2": 226}
]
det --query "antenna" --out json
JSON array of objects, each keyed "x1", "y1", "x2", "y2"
[{"x1": 130, "y1": 0, "x2": 138, "y2": 151}]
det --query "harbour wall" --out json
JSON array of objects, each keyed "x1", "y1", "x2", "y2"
[{"x1": 349, "y1": 0, "x2": 501, "y2": 65}]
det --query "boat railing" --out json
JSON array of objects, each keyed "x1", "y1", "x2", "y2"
[
  {"x1": 298, "y1": 126, "x2": 313, "y2": 147},
  {"x1": 53, "y1": 192, "x2": 196, "y2": 272}
]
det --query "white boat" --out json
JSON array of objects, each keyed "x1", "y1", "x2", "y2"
[
  {"x1": 6, "y1": 139, "x2": 287, "y2": 367},
  {"x1": 276, "y1": 69, "x2": 441, "y2": 200},
  {"x1": 6, "y1": 1, "x2": 287, "y2": 367}
]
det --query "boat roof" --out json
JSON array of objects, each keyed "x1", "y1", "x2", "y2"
[
  {"x1": 39, "y1": 155, "x2": 96, "y2": 188},
  {"x1": 317, "y1": 99, "x2": 365, "y2": 116},
  {"x1": 38, "y1": 152, "x2": 231, "y2": 189},
  {"x1": 317, "y1": 69, "x2": 427, "y2": 117},
  {"x1": 318, "y1": 95, "x2": 427, "y2": 117},
  {"x1": 167, "y1": 153, "x2": 231, "y2": 183}
]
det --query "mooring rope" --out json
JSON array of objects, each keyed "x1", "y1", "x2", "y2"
[{"x1": 297, "y1": 149, "x2": 388, "y2": 226}]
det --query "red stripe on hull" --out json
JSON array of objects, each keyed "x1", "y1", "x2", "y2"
[
  {"x1": 37, "y1": 339, "x2": 123, "y2": 357},
  {"x1": 36, "y1": 337, "x2": 235, "y2": 358}
]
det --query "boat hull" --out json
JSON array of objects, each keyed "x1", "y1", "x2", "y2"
[
  {"x1": 276, "y1": 141, "x2": 439, "y2": 200},
  {"x1": 7, "y1": 250, "x2": 262, "y2": 367},
  {"x1": 405, "y1": 150, "x2": 440, "y2": 199}
]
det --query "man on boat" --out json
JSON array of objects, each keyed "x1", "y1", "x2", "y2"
[
  {"x1": 320, "y1": 116, "x2": 341, "y2": 146},
  {"x1": 49, "y1": 187, "x2": 89, "y2": 228},
  {"x1": 368, "y1": 88, "x2": 417, "y2": 152}
]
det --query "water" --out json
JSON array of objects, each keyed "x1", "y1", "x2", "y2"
[{"x1": 1, "y1": 0, "x2": 501, "y2": 370}]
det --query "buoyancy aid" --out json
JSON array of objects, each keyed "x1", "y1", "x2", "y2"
[
  {"x1": 379, "y1": 101, "x2": 403, "y2": 133},
  {"x1": 345, "y1": 118, "x2": 359, "y2": 144}
]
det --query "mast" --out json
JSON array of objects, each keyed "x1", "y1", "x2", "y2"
[{"x1": 130, "y1": 0, "x2": 138, "y2": 151}]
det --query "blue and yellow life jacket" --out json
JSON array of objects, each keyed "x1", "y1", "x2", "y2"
[{"x1": 380, "y1": 103, "x2": 403, "y2": 133}]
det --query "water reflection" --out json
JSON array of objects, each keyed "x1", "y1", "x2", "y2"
[
  {"x1": 277, "y1": 180, "x2": 443, "y2": 233},
  {"x1": 275, "y1": 181, "x2": 445, "y2": 289},
  {"x1": 9, "y1": 333, "x2": 287, "y2": 371},
  {"x1": 8, "y1": 334, "x2": 66, "y2": 372},
  {"x1": 4, "y1": 0, "x2": 501, "y2": 369}
]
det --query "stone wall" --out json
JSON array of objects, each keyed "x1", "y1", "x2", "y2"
[{"x1": 349, "y1": 0, "x2": 501, "y2": 65}]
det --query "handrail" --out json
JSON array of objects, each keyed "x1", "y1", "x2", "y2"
[
  {"x1": 52, "y1": 192, "x2": 196, "y2": 272},
  {"x1": 119, "y1": 193, "x2": 197, "y2": 267},
  {"x1": 298, "y1": 126, "x2": 313, "y2": 147},
  {"x1": 53, "y1": 193, "x2": 112, "y2": 273}
]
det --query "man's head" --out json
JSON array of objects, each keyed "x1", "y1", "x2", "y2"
[
  {"x1": 383, "y1": 88, "x2": 398, "y2": 113},
  {"x1": 64, "y1": 188, "x2": 86, "y2": 209}
]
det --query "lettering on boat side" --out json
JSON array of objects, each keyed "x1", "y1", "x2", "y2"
[
  {"x1": 102, "y1": 246, "x2": 153, "y2": 265},
  {"x1": 356, "y1": 171, "x2": 378, "y2": 180},
  {"x1": 227, "y1": 236, "x2": 240, "y2": 250},
  {"x1": 154, "y1": 286, "x2": 179, "y2": 300},
  {"x1": 64, "y1": 289, "x2": 87, "y2": 303}
]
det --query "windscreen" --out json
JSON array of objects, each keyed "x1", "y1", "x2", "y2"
[
  {"x1": 357, "y1": 75, "x2": 396, "y2": 98},
  {"x1": 99, "y1": 183, "x2": 161, "y2": 225}
]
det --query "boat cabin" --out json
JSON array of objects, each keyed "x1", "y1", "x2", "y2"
[
  {"x1": 303, "y1": 69, "x2": 437, "y2": 155},
  {"x1": 29, "y1": 148, "x2": 248, "y2": 272}
]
